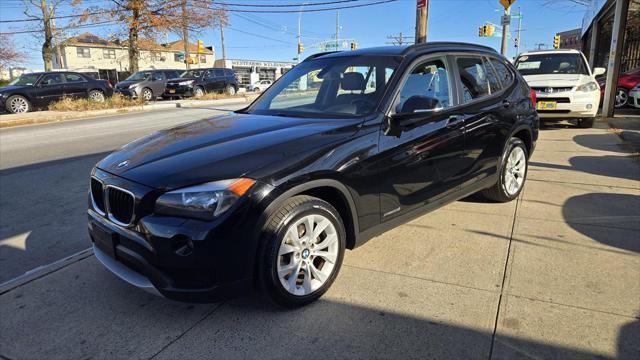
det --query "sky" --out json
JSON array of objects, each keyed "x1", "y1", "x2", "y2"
[{"x1": 0, "y1": 0, "x2": 588, "y2": 70}]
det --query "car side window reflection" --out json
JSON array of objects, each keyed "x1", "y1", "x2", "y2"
[
  {"x1": 395, "y1": 58, "x2": 451, "y2": 113},
  {"x1": 456, "y1": 57, "x2": 490, "y2": 102},
  {"x1": 40, "y1": 74, "x2": 65, "y2": 86}
]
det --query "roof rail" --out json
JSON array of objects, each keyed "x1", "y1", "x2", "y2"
[{"x1": 402, "y1": 42, "x2": 497, "y2": 55}]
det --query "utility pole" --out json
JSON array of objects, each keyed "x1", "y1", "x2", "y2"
[
  {"x1": 181, "y1": 0, "x2": 190, "y2": 70},
  {"x1": 219, "y1": 23, "x2": 226, "y2": 61},
  {"x1": 602, "y1": 0, "x2": 630, "y2": 117},
  {"x1": 500, "y1": 6, "x2": 510, "y2": 56},
  {"x1": 387, "y1": 32, "x2": 412, "y2": 46},
  {"x1": 335, "y1": 11, "x2": 340, "y2": 49},
  {"x1": 415, "y1": 0, "x2": 428, "y2": 44},
  {"x1": 515, "y1": 7, "x2": 522, "y2": 57}
]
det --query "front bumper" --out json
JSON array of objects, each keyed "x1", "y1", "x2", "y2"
[
  {"x1": 536, "y1": 90, "x2": 600, "y2": 119},
  {"x1": 164, "y1": 84, "x2": 194, "y2": 97},
  {"x1": 88, "y1": 169, "x2": 268, "y2": 302},
  {"x1": 114, "y1": 88, "x2": 138, "y2": 98}
]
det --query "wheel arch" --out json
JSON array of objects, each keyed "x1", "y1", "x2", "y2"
[{"x1": 510, "y1": 125, "x2": 533, "y2": 157}]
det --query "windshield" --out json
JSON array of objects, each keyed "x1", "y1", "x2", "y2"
[
  {"x1": 9, "y1": 74, "x2": 41, "y2": 86},
  {"x1": 180, "y1": 70, "x2": 203, "y2": 78},
  {"x1": 515, "y1": 53, "x2": 589, "y2": 76},
  {"x1": 245, "y1": 55, "x2": 399, "y2": 118},
  {"x1": 126, "y1": 71, "x2": 152, "y2": 81}
]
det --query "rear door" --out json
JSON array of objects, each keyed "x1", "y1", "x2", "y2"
[
  {"x1": 203, "y1": 70, "x2": 217, "y2": 92},
  {"x1": 63, "y1": 73, "x2": 88, "y2": 98},
  {"x1": 453, "y1": 55, "x2": 514, "y2": 189},
  {"x1": 213, "y1": 69, "x2": 226, "y2": 91},
  {"x1": 150, "y1": 71, "x2": 166, "y2": 95},
  {"x1": 376, "y1": 55, "x2": 467, "y2": 221}
]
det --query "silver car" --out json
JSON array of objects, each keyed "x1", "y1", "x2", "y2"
[{"x1": 114, "y1": 69, "x2": 181, "y2": 101}]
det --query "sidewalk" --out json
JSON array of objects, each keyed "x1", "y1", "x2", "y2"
[
  {"x1": 0, "y1": 124, "x2": 638, "y2": 359},
  {"x1": 0, "y1": 96, "x2": 257, "y2": 128}
]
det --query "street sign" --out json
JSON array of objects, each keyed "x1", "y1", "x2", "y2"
[
  {"x1": 499, "y1": 0, "x2": 515, "y2": 10},
  {"x1": 417, "y1": 0, "x2": 427, "y2": 9},
  {"x1": 501, "y1": 15, "x2": 511, "y2": 26}
]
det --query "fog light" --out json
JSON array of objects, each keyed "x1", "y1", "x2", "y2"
[{"x1": 586, "y1": 104, "x2": 593, "y2": 110}]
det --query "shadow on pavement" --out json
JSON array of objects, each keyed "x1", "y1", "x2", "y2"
[
  {"x1": 0, "y1": 151, "x2": 111, "y2": 283},
  {"x1": 530, "y1": 155, "x2": 640, "y2": 182},
  {"x1": 1, "y1": 259, "x2": 638, "y2": 359},
  {"x1": 573, "y1": 133, "x2": 631, "y2": 153},
  {"x1": 562, "y1": 192, "x2": 640, "y2": 253}
]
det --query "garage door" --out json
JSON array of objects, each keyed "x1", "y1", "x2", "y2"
[{"x1": 233, "y1": 67, "x2": 252, "y2": 86}]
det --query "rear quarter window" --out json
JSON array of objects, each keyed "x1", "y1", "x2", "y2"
[{"x1": 487, "y1": 58, "x2": 514, "y2": 89}]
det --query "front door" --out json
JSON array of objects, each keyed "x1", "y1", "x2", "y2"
[
  {"x1": 32, "y1": 73, "x2": 66, "y2": 106},
  {"x1": 376, "y1": 56, "x2": 466, "y2": 221}
]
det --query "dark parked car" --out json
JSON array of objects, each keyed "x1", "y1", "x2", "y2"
[
  {"x1": 0, "y1": 71, "x2": 113, "y2": 113},
  {"x1": 163, "y1": 68, "x2": 239, "y2": 98},
  {"x1": 89, "y1": 43, "x2": 538, "y2": 307},
  {"x1": 114, "y1": 69, "x2": 181, "y2": 101}
]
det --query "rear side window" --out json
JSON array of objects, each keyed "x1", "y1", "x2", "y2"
[
  {"x1": 40, "y1": 73, "x2": 65, "y2": 86},
  {"x1": 165, "y1": 71, "x2": 180, "y2": 79},
  {"x1": 224, "y1": 69, "x2": 234, "y2": 76},
  {"x1": 152, "y1": 72, "x2": 165, "y2": 81},
  {"x1": 487, "y1": 58, "x2": 514, "y2": 89},
  {"x1": 214, "y1": 69, "x2": 225, "y2": 77},
  {"x1": 65, "y1": 73, "x2": 85, "y2": 82},
  {"x1": 483, "y1": 58, "x2": 502, "y2": 93},
  {"x1": 456, "y1": 57, "x2": 490, "y2": 102}
]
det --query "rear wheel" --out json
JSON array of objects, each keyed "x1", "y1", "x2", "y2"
[
  {"x1": 615, "y1": 87, "x2": 629, "y2": 108},
  {"x1": 257, "y1": 195, "x2": 345, "y2": 308},
  {"x1": 193, "y1": 86, "x2": 205, "y2": 97},
  {"x1": 482, "y1": 137, "x2": 528, "y2": 202},
  {"x1": 88, "y1": 90, "x2": 105, "y2": 102},
  {"x1": 6, "y1": 95, "x2": 31, "y2": 113},
  {"x1": 225, "y1": 84, "x2": 236, "y2": 96}
]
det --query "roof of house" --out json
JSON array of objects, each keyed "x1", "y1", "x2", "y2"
[{"x1": 63, "y1": 32, "x2": 214, "y2": 55}]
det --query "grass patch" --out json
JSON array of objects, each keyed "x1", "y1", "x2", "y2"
[
  {"x1": 192, "y1": 92, "x2": 248, "y2": 101},
  {"x1": 48, "y1": 93, "x2": 144, "y2": 112}
]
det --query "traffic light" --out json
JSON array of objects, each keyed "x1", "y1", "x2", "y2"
[
  {"x1": 350, "y1": 42, "x2": 358, "y2": 50},
  {"x1": 553, "y1": 35, "x2": 560, "y2": 49},
  {"x1": 479, "y1": 26, "x2": 485, "y2": 37},
  {"x1": 486, "y1": 24, "x2": 495, "y2": 37},
  {"x1": 297, "y1": 42, "x2": 304, "y2": 54},
  {"x1": 514, "y1": 38, "x2": 519, "y2": 47},
  {"x1": 197, "y1": 40, "x2": 204, "y2": 54}
]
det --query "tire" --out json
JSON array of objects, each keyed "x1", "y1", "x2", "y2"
[
  {"x1": 141, "y1": 87, "x2": 153, "y2": 101},
  {"x1": 193, "y1": 86, "x2": 205, "y2": 97},
  {"x1": 482, "y1": 137, "x2": 528, "y2": 202},
  {"x1": 6, "y1": 95, "x2": 31, "y2": 113},
  {"x1": 578, "y1": 117, "x2": 595, "y2": 128},
  {"x1": 88, "y1": 90, "x2": 105, "y2": 102},
  {"x1": 615, "y1": 87, "x2": 629, "y2": 108},
  {"x1": 257, "y1": 195, "x2": 346, "y2": 308},
  {"x1": 225, "y1": 84, "x2": 236, "y2": 96}
]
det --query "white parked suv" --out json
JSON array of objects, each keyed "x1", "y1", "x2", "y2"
[
  {"x1": 247, "y1": 79, "x2": 273, "y2": 92},
  {"x1": 515, "y1": 49, "x2": 606, "y2": 128}
]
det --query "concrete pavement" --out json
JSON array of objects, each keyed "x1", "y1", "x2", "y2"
[{"x1": 0, "y1": 123, "x2": 638, "y2": 359}]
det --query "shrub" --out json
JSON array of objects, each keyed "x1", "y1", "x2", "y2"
[{"x1": 48, "y1": 93, "x2": 144, "y2": 112}]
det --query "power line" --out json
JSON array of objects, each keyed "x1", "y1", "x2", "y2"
[
  {"x1": 225, "y1": 26, "x2": 296, "y2": 44},
  {"x1": 213, "y1": 0, "x2": 362, "y2": 7},
  {"x1": 0, "y1": 20, "x2": 118, "y2": 35},
  {"x1": 205, "y1": 0, "x2": 398, "y2": 13}
]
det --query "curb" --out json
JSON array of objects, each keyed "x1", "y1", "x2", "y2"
[
  {"x1": 0, "y1": 248, "x2": 94, "y2": 295},
  {"x1": 0, "y1": 97, "x2": 254, "y2": 129}
]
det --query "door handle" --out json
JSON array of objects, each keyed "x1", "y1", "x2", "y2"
[{"x1": 446, "y1": 115, "x2": 464, "y2": 129}]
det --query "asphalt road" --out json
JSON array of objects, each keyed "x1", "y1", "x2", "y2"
[{"x1": 0, "y1": 105, "x2": 241, "y2": 283}]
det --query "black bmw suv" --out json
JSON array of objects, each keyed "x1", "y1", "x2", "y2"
[
  {"x1": 163, "y1": 68, "x2": 239, "y2": 98},
  {"x1": 89, "y1": 43, "x2": 539, "y2": 307}
]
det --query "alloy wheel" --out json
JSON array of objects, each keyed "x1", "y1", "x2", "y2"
[
  {"x1": 9, "y1": 97, "x2": 28, "y2": 113},
  {"x1": 142, "y1": 89, "x2": 153, "y2": 101},
  {"x1": 615, "y1": 89, "x2": 628, "y2": 108},
  {"x1": 194, "y1": 87, "x2": 204, "y2": 97},
  {"x1": 228, "y1": 86, "x2": 236, "y2": 96},
  {"x1": 90, "y1": 91, "x2": 105, "y2": 102},
  {"x1": 276, "y1": 214, "x2": 339, "y2": 296},
  {"x1": 504, "y1": 146, "x2": 526, "y2": 196}
]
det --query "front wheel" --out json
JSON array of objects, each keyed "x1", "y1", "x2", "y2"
[
  {"x1": 141, "y1": 87, "x2": 154, "y2": 101},
  {"x1": 225, "y1": 84, "x2": 236, "y2": 96},
  {"x1": 257, "y1": 195, "x2": 346, "y2": 308},
  {"x1": 193, "y1": 86, "x2": 205, "y2": 97},
  {"x1": 615, "y1": 87, "x2": 629, "y2": 108},
  {"x1": 6, "y1": 95, "x2": 31, "y2": 113},
  {"x1": 482, "y1": 137, "x2": 528, "y2": 202}
]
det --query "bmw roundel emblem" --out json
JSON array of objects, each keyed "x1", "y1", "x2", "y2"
[{"x1": 117, "y1": 160, "x2": 130, "y2": 168}]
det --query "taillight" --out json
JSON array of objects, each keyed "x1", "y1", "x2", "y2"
[{"x1": 529, "y1": 88, "x2": 537, "y2": 108}]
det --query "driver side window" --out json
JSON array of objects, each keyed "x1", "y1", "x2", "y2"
[{"x1": 395, "y1": 58, "x2": 451, "y2": 114}]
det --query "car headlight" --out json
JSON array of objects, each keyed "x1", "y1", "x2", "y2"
[
  {"x1": 154, "y1": 178, "x2": 256, "y2": 220},
  {"x1": 178, "y1": 80, "x2": 194, "y2": 86},
  {"x1": 128, "y1": 84, "x2": 138, "y2": 89},
  {"x1": 576, "y1": 82, "x2": 599, "y2": 92}
]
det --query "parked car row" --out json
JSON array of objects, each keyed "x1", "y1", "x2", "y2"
[{"x1": 0, "y1": 67, "x2": 256, "y2": 114}]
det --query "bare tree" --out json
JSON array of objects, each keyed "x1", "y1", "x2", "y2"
[{"x1": 0, "y1": 34, "x2": 24, "y2": 71}]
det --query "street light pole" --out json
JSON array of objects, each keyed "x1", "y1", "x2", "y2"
[
  {"x1": 500, "y1": 6, "x2": 510, "y2": 56},
  {"x1": 515, "y1": 7, "x2": 522, "y2": 57}
]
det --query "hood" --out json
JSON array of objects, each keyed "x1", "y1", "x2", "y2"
[
  {"x1": 115, "y1": 80, "x2": 139, "y2": 88},
  {"x1": 97, "y1": 112, "x2": 358, "y2": 189},
  {"x1": 0, "y1": 85, "x2": 30, "y2": 93},
  {"x1": 523, "y1": 74, "x2": 591, "y2": 88}
]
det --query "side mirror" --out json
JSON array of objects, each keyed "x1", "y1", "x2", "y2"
[
  {"x1": 384, "y1": 107, "x2": 443, "y2": 137},
  {"x1": 593, "y1": 67, "x2": 606, "y2": 76}
]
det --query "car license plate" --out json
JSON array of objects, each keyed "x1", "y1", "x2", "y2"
[
  {"x1": 93, "y1": 224, "x2": 116, "y2": 258},
  {"x1": 169, "y1": 89, "x2": 176, "y2": 94},
  {"x1": 537, "y1": 101, "x2": 557, "y2": 111}
]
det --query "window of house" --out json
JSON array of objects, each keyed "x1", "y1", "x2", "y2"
[
  {"x1": 174, "y1": 53, "x2": 182, "y2": 62},
  {"x1": 456, "y1": 57, "x2": 490, "y2": 102},
  {"x1": 76, "y1": 47, "x2": 91, "y2": 58},
  {"x1": 395, "y1": 58, "x2": 451, "y2": 113},
  {"x1": 103, "y1": 49, "x2": 116, "y2": 59},
  {"x1": 199, "y1": 55, "x2": 206, "y2": 63},
  {"x1": 151, "y1": 52, "x2": 164, "y2": 62}
]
